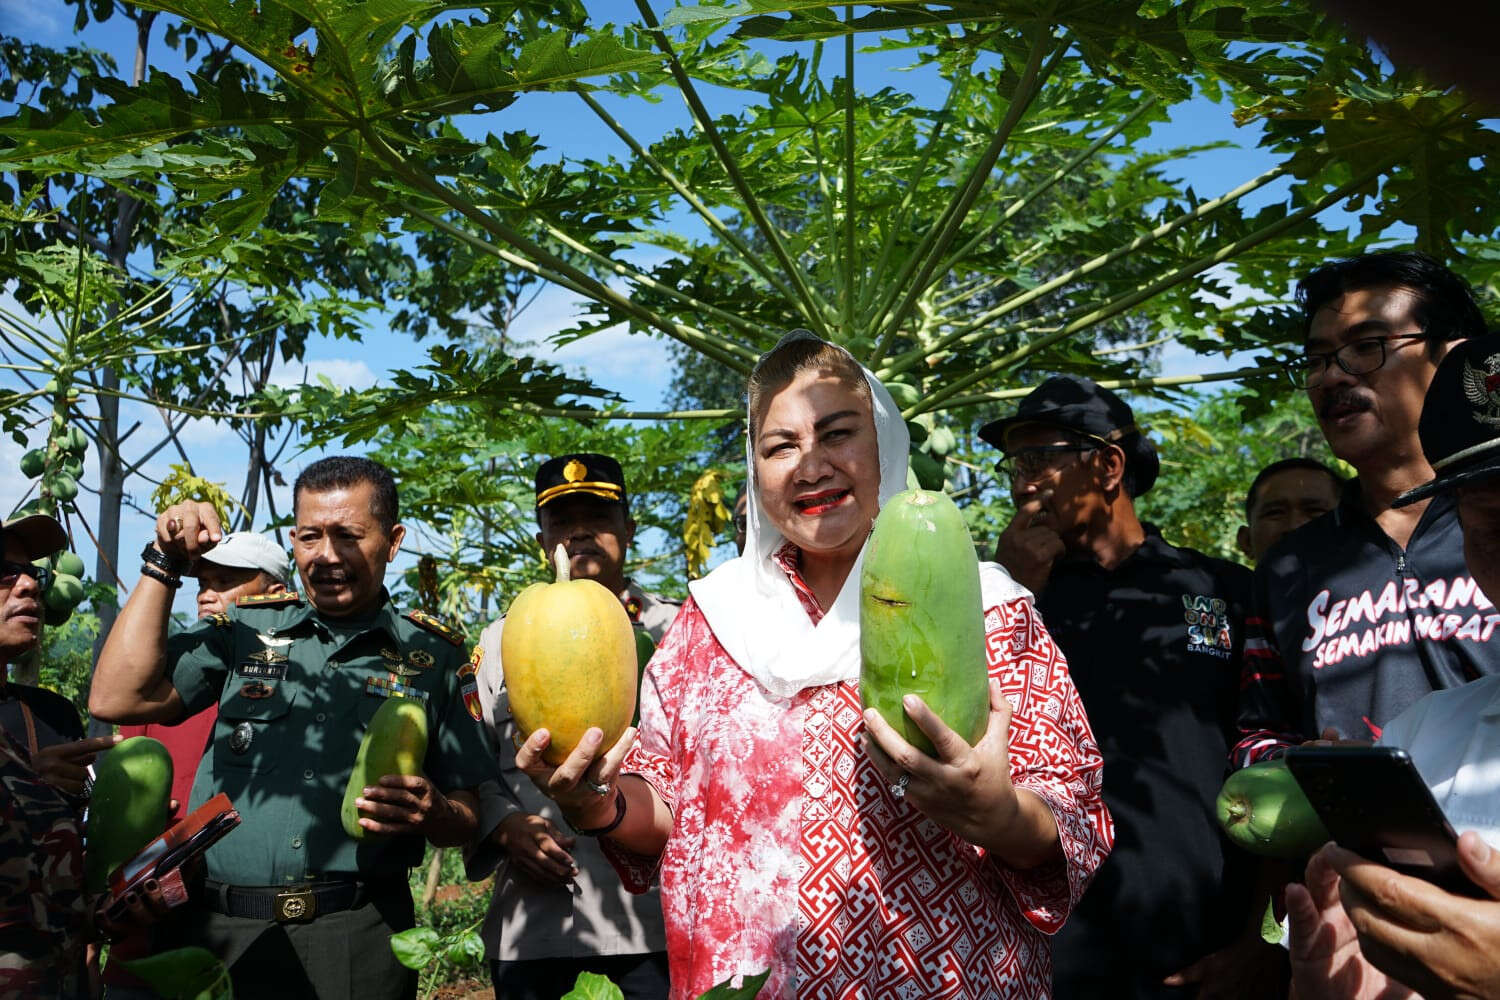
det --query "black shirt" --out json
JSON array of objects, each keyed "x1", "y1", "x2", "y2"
[
  {"x1": 1038, "y1": 525, "x2": 1253, "y2": 998},
  {"x1": 1235, "y1": 479, "x2": 1500, "y2": 766},
  {"x1": 0, "y1": 679, "x2": 84, "y2": 755}
]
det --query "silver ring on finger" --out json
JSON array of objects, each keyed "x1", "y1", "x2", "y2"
[
  {"x1": 586, "y1": 779, "x2": 610, "y2": 797},
  {"x1": 890, "y1": 772, "x2": 910, "y2": 799}
]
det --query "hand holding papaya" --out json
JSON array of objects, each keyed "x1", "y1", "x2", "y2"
[
  {"x1": 514, "y1": 724, "x2": 637, "y2": 831},
  {"x1": 154, "y1": 501, "x2": 223, "y2": 564},
  {"x1": 993, "y1": 495, "x2": 1065, "y2": 595},
  {"x1": 863, "y1": 680, "x2": 1061, "y2": 870}
]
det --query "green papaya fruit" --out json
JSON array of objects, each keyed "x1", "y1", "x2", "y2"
[
  {"x1": 1216, "y1": 758, "x2": 1330, "y2": 859},
  {"x1": 20, "y1": 449, "x2": 45, "y2": 478},
  {"x1": 908, "y1": 449, "x2": 946, "y2": 491},
  {"x1": 904, "y1": 420, "x2": 929, "y2": 447},
  {"x1": 46, "y1": 473, "x2": 79, "y2": 503},
  {"x1": 342, "y1": 697, "x2": 428, "y2": 839},
  {"x1": 885, "y1": 381, "x2": 920, "y2": 410},
  {"x1": 62, "y1": 454, "x2": 84, "y2": 479},
  {"x1": 927, "y1": 426, "x2": 957, "y2": 458},
  {"x1": 860, "y1": 489, "x2": 989, "y2": 756},
  {"x1": 85, "y1": 736, "x2": 173, "y2": 891},
  {"x1": 44, "y1": 572, "x2": 83, "y2": 611},
  {"x1": 63, "y1": 426, "x2": 87, "y2": 454},
  {"x1": 55, "y1": 551, "x2": 85, "y2": 579}
]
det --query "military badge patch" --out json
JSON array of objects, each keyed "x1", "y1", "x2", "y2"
[
  {"x1": 229, "y1": 721, "x2": 254, "y2": 755},
  {"x1": 461, "y1": 678, "x2": 482, "y2": 721},
  {"x1": 459, "y1": 645, "x2": 482, "y2": 680},
  {"x1": 364, "y1": 675, "x2": 429, "y2": 704},
  {"x1": 206, "y1": 612, "x2": 231, "y2": 629},
  {"x1": 1462, "y1": 352, "x2": 1500, "y2": 428},
  {"x1": 239, "y1": 681, "x2": 275, "y2": 700}
]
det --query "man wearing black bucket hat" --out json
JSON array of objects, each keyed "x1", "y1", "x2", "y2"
[
  {"x1": 1287, "y1": 334, "x2": 1500, "y2": 1000},
  {"x1": 983, "y1": 375, "x2": 1277, "y2": 999}
]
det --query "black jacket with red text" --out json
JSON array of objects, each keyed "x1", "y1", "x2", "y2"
[{"x1": 1233, "y1": 479, "x2": 1500, "y2": 767}]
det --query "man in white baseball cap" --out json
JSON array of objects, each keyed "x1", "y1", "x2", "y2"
[{"x1": 187, "y1": 531, "x2": 291, "y2": 618}]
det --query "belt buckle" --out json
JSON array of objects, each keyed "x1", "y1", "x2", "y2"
[{"x1": 274, "y1": 888, "x2": 317, "y2": 923}]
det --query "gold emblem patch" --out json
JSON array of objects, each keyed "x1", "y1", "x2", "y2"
[{"x1": 563, "y1": 458, "x2": 588, "y2": 482}]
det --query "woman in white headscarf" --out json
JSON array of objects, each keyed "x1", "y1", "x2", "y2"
[{"x1": 516, "y1": 332, "x2": 1112, "y2": 999}]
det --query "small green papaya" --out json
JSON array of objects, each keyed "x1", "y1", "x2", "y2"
[
  {"x1": 1216, "y1": 758, "x2": 1330, "y2": 859},
  {"x1": 342, "y1": 698, "x2": 428, "y2": 839},
  {"x1": 63, "y1": 426, "x2": 88, "y2": 454},
  {"x1": 905, "y1": 420, "x2": 929, "y2": 447},
  {"x1": 860, "y1": 489, "x2": 989, "y2": 756},
  {"x1": 20, "y1": 449, "x2": 45, "y2": 478},
  {"x1": 908, "y1": 449, "x2": 946, "y2": 492},
  {"x1": 86, "y1": 737, "x2": 173, "y2": 891},
  {"x1": 55, "y1": 551, "x2": 85, "y2": 578},
  {"x1": 885, "y1": 381, "x2": 920, "y2": 410},
  {"x1": 44, "y1": 572, "x2": 83, "y2": 611},
  {"x1": 46, "y1": 473, "x2": 79, "y2": 502},
  {"x1": 61, "y1": 454, "x2": 84, "y2": 479},
  {"x1": 927, "y1": 426, "x2": 957, "y2": 458}
]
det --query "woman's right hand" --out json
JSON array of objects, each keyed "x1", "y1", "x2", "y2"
[{"x1": 514, "y1": 724, "x2": 638, "y2": 830}]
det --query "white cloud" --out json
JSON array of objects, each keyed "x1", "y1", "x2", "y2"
[{"x1": 268, "y1": 357, "x2": 380, "y2": 392}]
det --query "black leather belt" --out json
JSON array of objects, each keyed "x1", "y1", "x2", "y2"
[{"x1": 202, "y1": 878, "x2": 394, "y2": 923}]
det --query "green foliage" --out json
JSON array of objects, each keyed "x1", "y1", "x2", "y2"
[
  {"x1": 1136, "y1": 386, "x2": 1339, "y2": 562},
  {"x1": 151, "y1": 464, "x2": 243, "y2": 531},
  {"x1": 35, "y1": 603, "x2": 98, "y2": 724},
  {"x1": 120, "y1": 947, "x2": 232, "y2": 999}
]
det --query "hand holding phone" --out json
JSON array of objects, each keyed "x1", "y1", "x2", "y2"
[{"x1": 1284, "y1": 745, "x2": 1484, "y2": 898}]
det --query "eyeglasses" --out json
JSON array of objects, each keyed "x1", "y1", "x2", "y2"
[
  {"x1": 996, "y1": 443, "x2": 1100, "y2": 484},
  {"x1": 1287, "y1": 334, "x2": 1429, "y2": 389},
  {"x1": 0, "y1": 559, "x2": 52, "y2": 592}
]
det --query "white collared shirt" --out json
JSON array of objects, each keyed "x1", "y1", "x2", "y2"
[{"x1": 1380, "y1": 674, "x2": 1500, "y2": 847}]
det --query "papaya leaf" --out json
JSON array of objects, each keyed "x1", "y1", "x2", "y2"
[
  {"x1": 440, "y1": 930, "x2": 486, "y2": 971},
  {"x1": 560, "y1": 971, "x2": 625, "y2": 1000},
  {"x1": 388, "y1": 926, "x2": 441, "y2": 971}
]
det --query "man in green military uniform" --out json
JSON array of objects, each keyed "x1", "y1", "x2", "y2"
[{"x1": 91, "y1": 456, "x2": 492, "y2": 999}]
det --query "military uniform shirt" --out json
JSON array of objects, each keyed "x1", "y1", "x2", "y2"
[{"x1": 167, "y1": 592, "x2": 494, "y2": 887}]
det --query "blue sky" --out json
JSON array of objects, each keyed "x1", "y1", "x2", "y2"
[{"x1": 0, "y1": 3, "x2": 1339, "y2": 613}]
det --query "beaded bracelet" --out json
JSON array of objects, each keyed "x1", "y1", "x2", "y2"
[
  {"x1": 573, "y1": 789, "x2": 627, "y2": 837},
  {"x1": 139, "y1": 562, "x2": 183, "y2": 590}
]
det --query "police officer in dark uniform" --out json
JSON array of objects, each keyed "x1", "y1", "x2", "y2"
[
  {"x1": 90, "y1": 457, "x2": 493, "y2": 999},
  {"x1": 984, "y1": 376, "x2": 1279, "y2": 999}
]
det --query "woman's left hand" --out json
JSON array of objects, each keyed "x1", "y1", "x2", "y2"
[{"x1": 863, "y1": 679, "x2": 1060, "y2": 867}]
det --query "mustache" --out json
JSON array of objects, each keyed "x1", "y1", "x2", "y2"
[
  {"x1": 307, "y1": 569, "x2": 351, "y2": 583},
  {"x1": 1319, "y1": 389, "x2": 1374, "y2": 419}
]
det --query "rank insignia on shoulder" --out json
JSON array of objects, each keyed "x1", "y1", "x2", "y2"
[
  {"x1": 236, "y1": 591, "x2": 303, "y2": 608},
  {"x1": 404, "y1": 609, "x2": 464, "y2": 646},
  {"x1": 207, "y1": 612, "x2": 231, "y2": 629}
]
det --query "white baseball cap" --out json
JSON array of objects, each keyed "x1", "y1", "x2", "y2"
[{"x1": 194, "y1": 532, "x2": 292, "y2": 585}]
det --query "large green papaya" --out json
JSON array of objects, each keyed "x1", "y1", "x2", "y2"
[
  {"x1": 860, "y1": 488, "x2": 989, "y2": 756},
  {"x1": 341, "y1": 697, "x2": 428, "y2": 839},
  {"x1": 1216, "y1": 758, "x2": 1330, "y2": 858},
  {"x1": 85, "y1": 737, "x2": 173, "y2": 891}
]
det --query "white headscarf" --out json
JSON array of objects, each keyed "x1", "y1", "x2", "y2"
[
  {"x1": 690, "y1": 334, "x2": 1032, "y2": 699},
  {"x1": 688, "y1": 337, "x2": 911, "y2": 699}
]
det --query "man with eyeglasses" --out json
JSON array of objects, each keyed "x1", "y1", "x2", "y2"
[
  {"x1": 1233, "y1": 251, "x2": 1498, "y2": 770},
  {"x1": 983, "y1": 376, "x2": 1276, "y2": 1000}
]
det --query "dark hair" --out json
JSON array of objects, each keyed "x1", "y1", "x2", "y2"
[
  {"x1": 1297, "y1": 251, "x2": 1488, "y2": 350},
  {"x1": 1243, "y1": 458, "x2": 1343, "y2": 520},
  {"x1": 293, "y1": 456, "x2": 399, "y2": 533},
  {"x1": 747, "y1": 334, "x2": 870, "y2": 442}
]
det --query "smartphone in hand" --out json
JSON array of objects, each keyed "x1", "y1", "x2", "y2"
[{"x1": 1285, "y1": 745, "x2": 1484, "y2": 898}]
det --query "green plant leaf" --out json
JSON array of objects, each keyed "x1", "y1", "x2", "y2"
[
  {"x1": 121, "y1": 947, "x2": 230, "y2": 999},
  {"x1": 696, "y1": 969, "x2": 772, "y2": 999},
  {"x1": 388, "y1": 926, "x2": 442, "y2": 970},
  {"x1": 560, "y1": 971, "x2": 626, "y2": 1000}
]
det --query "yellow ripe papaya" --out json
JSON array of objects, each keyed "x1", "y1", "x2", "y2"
[
  {"x1": 341, "y1": 697, "x2": 428, "y2": 839},
  {"x1": 503, "y1": 544, "x2": 638, "y2": 766},
  {"x1": 85, "y1": 736, "x2": 173, "y2": 892},
  {"x1": 860, "y1": 488, "x2": 989, "y2": 756}
]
